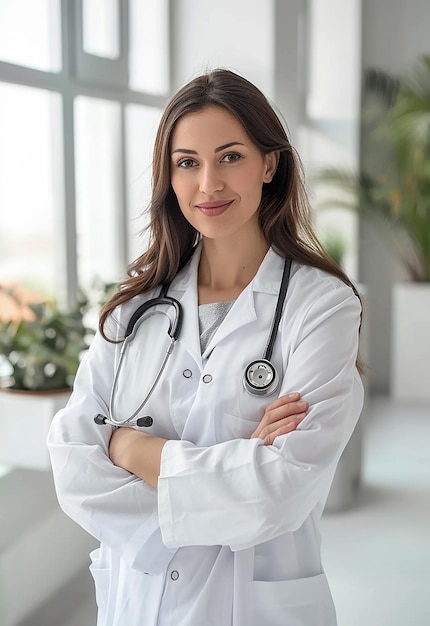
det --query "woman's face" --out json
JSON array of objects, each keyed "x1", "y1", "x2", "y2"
[{"x1": 170, "y1": 106, "x2": 277, "y2": 243}]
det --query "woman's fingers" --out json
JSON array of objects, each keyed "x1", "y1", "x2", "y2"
[
  {"x1": 263, "y1": 398, "x2": 308, "y2": 426},
  {"x1": 261, "y1": 412, "x2": 307, "y2": 445},
  {"x1": 250, "y1": 392, "x2": 308, "y2": 441},
  {"x1": 252, "y1": 410, "x2": 307, "y2": 442},
  {"x1": 264, "y1": 391, "x2": 301, "y2": 412}
]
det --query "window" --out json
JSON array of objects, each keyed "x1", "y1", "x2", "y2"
[
  {"x1": 125, "y1": 104, "x2": 163, "y2": 260},
  {"x1": 0, "y1": 84, "x2": 62, "y2": 296},
  {"x1": 129, "y1": 0, "x2": 170, "y2": 95},
  {"x1": 82, "y1": 0, "x2": 120, "y2": 59},
  {"x1": 0, "y1": 0, "x2": 61, "y2": 72},
  {"x1": 75, "y1": 97, "x2": 123, "y2": 289},
  {"x1": 0, "y1": 1, "x2": 170, "y2": 307}
]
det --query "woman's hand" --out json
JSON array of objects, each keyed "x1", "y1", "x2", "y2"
[
  {"x1": 250, "y1": 392, "x2": 308, "y2": 445},
  {"x1": 109, "y1": 427, "x2": 167, "y2": 488}
]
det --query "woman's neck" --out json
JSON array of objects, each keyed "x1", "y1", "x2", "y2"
[{"x1": 198, "y1": 234, "x2": 269, "y2": 304}]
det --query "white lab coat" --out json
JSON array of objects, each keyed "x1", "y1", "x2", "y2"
[{"x1": 47, "y1": 243, "x2": 364, "y2": 626}]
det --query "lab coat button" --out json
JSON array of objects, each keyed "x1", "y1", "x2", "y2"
[
  {"x1": 170, "y1": 570, "x2": 179, "y2": 581},
  {"x1": 202, "y1": 374, "x2": 213, "y2": 383},
  {"x1": 182, "y1": 369, "x2": 192, "y2": 378}
]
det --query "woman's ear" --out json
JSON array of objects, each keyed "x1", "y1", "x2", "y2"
[{"x1": 263, "y1": 151, "x2": 279, "y2": 183}]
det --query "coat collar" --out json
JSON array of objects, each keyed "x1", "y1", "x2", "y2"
[{"x1": 169, "y1": 242, "x2": 287, "y2": 364}]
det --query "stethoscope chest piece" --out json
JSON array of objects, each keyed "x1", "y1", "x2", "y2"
[{"x1": 243, "y1": 359, "x2": 279, "y2": 396}]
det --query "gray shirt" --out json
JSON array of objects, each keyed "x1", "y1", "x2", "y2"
[{"x1": 198, "y1": 300, "x2": 235, "y2": 354}]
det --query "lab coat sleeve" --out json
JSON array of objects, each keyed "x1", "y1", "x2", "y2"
[
  {"x1": 47, "y1": 326, "x2": 176, "y2": 574},
  {"x1": 157, "y1": 286, "x2": 364, "y2": 551}
]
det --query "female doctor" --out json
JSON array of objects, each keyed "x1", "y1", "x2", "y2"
[{"x1": 47, "y1": 69, "x2": 364, "y2": 626}]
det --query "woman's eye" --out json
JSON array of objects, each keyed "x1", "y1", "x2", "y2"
[
  {"x1": 177, "y1": 158, "x2": 196, "y2": 168},
  {"x1": 221, "y1": 153, "x2": 241, "y2": 163}
]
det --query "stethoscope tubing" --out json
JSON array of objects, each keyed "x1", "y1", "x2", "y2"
[
  {"x1": 263, "y1": 257, "x2": 292, "y2": 362},
  {"x1": 95, "y1": 299, "x2": 182, "y2": 428},
  {"x1": 109, "y1": 313, "x2": 176, "y2": 426}
]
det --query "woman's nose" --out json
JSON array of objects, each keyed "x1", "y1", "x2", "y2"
[{"x1": 199, "y1": 165, "x2": 224, "y2": 194}]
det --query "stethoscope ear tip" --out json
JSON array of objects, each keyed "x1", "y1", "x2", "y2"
[
  {"x1": 136, "y1": 415, "x2": 154, "y2": 427},
  {"x1": 94, "y1": 414, "x2": 108, "y2": 425}
]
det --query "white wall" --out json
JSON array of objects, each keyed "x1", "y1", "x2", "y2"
[
  {"x1": 170, "y1": 0, "x2": 310, "y2": 146},
  {"x1": 301, "y1": 0, "x2": 362, "y2": 280},
  {"x1": 307, "y1": 0, "x2": 361, "y2": 121},
  {"x1": 170, "y1": 0, "x2": 275, "y2": 97},
  {"x1": 360, "y1": 0, "x2": 430, "y2": 392}
]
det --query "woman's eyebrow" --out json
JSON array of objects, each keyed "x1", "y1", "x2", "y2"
[
  {"x1": 214, "y1": 141, "x2": 244, "y2": 153},
  {"x1": 171, "y1": 148, "x2": 198, "y2": 155},
  {"x1": 171, "y1": 141, "x2": 245, "y2": 155}
]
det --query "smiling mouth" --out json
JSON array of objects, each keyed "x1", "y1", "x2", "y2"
[{"x1": 195, "y1": 200, "x2": 234, "y2": 216}]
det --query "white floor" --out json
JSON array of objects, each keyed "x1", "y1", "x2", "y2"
[
  {"x1": 321, "y1": 395, "x2": 430, "y2": 626},
  {"x1": 61, "y1": 395, "x2": 430, "y2": 626}
]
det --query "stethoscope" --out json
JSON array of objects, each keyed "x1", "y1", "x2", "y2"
[{"x1": 94, "y1": 257, "x2": 292, "y2": 428}]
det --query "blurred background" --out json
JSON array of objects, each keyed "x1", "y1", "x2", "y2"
[{"x1": 0, "y1": 1, "x2": 429, "y2": 625}]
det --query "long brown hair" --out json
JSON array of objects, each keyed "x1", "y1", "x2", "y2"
[{"x1": 99, "y1": 68, "x2": 363, "y2": 367}]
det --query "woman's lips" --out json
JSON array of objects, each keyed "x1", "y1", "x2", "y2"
[{"x1": 195, "y1": 200, "x2": 234, "y2": 216}]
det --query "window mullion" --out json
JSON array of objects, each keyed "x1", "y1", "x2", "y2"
[
  {"x1": 119, "y1": 105, "x2": 129, "y2": 268},
  {"x1": 57, "y1": 0, "x2": 77, "y2": 308},
  {"x1": 61, "y1": 93, "x2": 79, "y2": 309},
  {"x1": 0, "y1": 60, "x2": 167, "y2": 109}
]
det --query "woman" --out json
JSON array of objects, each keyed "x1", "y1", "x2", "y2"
[{"x1": 48, "y1": 69, "x2": 364, "y2": 626}]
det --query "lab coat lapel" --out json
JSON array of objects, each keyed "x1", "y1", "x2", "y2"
[
  {"x1": 170, "y1": 247, "x2": 203, "y2": 367},
  {"x1": 201, "y1": 286, "x2": 256, "y2": 359},
  {"x1": 202, "y1": 248, "x2": 286, "y2": 358}
]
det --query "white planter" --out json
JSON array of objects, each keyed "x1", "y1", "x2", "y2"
[
  {"x1": 0, "y1": 389, "x2": 70, "y2": 470},
  {"x1": 391, "y1": 283, "x2": 430, "y2": 402}
]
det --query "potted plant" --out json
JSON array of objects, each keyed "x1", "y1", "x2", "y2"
[
  {"x1": 0, "y1": 286, "x2": 94, "y2": 469},
  {"x1": 316, "y1": 54, "x2": 430, "y2": 402}
]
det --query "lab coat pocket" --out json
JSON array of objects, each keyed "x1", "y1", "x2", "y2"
[
  {"x1": 216, "y1": 411, "x2": 259, "y2": 443},
  {"x1": 89, "y1": 548, "x2": 112, "y2": 621},
  {"x1": 246, "y1": 573, "x2": 336, "y2": 626}
]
